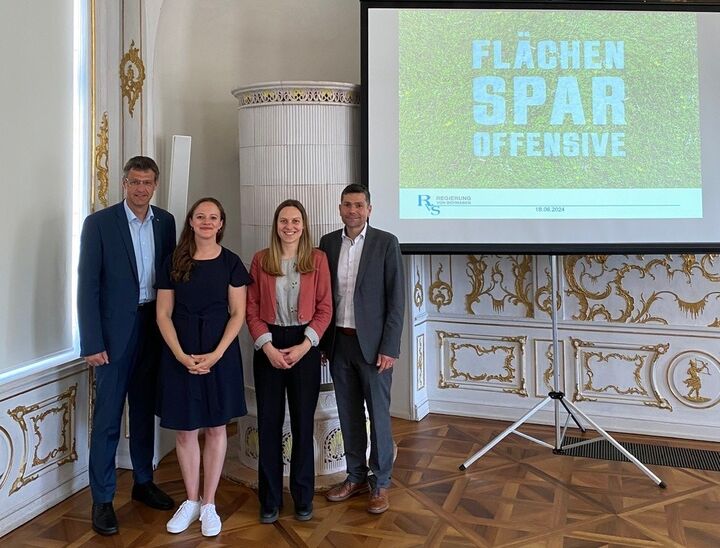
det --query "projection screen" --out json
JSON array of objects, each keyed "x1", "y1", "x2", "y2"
[{"x1": 362, "y1": 1, "x2": 720, "y2": 253}]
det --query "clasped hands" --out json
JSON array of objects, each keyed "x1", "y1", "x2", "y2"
[
  {"x1": 262, "y1": 339, "x2": 311, "y2": 369},
  {"x1": 179, "y1": 351, "x2": 220, "y2": 375}
]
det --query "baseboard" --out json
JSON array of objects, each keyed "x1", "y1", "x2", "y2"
[{"x1": 413, "y1": 398, "x2": 430, "y2": 421}]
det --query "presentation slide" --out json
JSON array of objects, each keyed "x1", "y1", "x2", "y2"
[{"x1": 365, "y1": 4, "x2": 720, "y2": 251}]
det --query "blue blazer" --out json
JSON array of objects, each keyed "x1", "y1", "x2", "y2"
[
  {"x1": 319, "y1": 225, "x2": 405, "y2": 363},
  {"x1": 77, "y1": 202, "x2": 176, "y2": 360}
]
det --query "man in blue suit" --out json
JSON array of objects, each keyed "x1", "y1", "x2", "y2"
[
  {"x1": 78, "y1": 156, "x2": 176, "y2": 535},
  {"x1": 320, "y1": 184, "x2": 405, "y2": 514}
]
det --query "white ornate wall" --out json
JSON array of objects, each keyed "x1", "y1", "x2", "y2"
[
  {"x1": 0, "y1": 0, "x2": 170, "y2": 536},
  {"x1": 152, "y1": 0, "x2": 361, "y2": 255},
  {"x1": 408, "y1": 254, "x2": 720, "y2": 441},
  {"x1": 0, "y1": 363, "x2": 89, "y2": 535}
]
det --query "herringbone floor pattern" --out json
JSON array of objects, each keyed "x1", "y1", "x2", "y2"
[{"x1": 3, "y1": 414, "x2": 720, "y2": 547}]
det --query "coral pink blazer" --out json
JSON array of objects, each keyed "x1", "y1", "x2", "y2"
[{"x1": 246, "y1": 248, "x2": 332, "y2": 344}]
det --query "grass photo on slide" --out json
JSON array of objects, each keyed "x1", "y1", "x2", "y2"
[{"x1": 398, "y1": 9, "x2": 701, "y2": 190}]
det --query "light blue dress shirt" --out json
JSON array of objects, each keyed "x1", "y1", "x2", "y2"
[{"x1": 123, "y1": 200, "x2": 156, "y2": 304}]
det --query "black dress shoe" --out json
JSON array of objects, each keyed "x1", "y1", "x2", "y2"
[
  {"x1": 92, "y1": 502, "x2": 118, "y2": 536},
  {"x1": 259, "y1": 506, "x2": 279, "y2": 524},
  {"x1": 131, "y1": 481, "x2": 174, "y2": 510},
  {"x1": 294, "y1": 503, "x2": 313, "y2": 521}
]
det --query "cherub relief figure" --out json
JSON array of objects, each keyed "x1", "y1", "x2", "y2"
[{"x1": 683, "y1": 358, "x2": 711, "y2": 402}]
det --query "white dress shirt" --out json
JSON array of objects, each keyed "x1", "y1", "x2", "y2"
[{"x1": 336, "y1": 223, "x2": 368, "y2": 329}]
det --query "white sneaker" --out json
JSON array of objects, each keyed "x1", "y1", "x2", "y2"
[
  {"x1": 166, "y1": 499, "x2": 201, "y2": 533},
  {"x1": 200, "y1": 503, "x2": 222, "y2": 537}
]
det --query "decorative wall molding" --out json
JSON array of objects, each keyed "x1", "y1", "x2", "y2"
[
  {"x1": 94, "y1": 111, "x2": 109, "y2": 210},
  {"x1": 570, "y1": 338, "x2": 671, "y2": 410},
  {"x1": 0, "y1": 364, "x2": 88, "y2": 537},
  {"x1": 416, "y1": 333, "x2": 426, "y2": 391},
  {"x1": 437, "y1": 330, "x2": 527, "y2": 397},
  {"x1": 7, "y1": 385, "x2": 78, "y2": 495},
  {"x1": 234, "y1": 82, "x2": 360, "y2": 107},
  {"x1": 416, "y1": 254, "x2": 720, "y2": 442},
  {"x1": 91, "y1": 0, "x2": 123, "y2": 208},
  {"x1": 533, "y1": 338, "x2": 564, "y2": 397},
  {"x1": 429, "y1": 256, "x2": 453, "y2": 312},
  {"x1": 413, "y1": 263, "x2": 424, "y2": 310},
  {"x1": 0, "y1": 425, "x2": 12, "y2": 492},
  {"x1": 564, "y1": 254, "x2": 720, "y2": 326},
  {"x1": 119, "y1": 39, "x2": 145, "y2": 118},
  {"x1": 465, "y1": 255, "x2": 534, "y2": 317},
  {"x1": 666, "y1": 351, "x2": 720, "y2": 409}
]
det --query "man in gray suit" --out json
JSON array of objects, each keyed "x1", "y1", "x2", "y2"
[{"x1": 319, "y1": 184, "x2": 404, "y2": 514}]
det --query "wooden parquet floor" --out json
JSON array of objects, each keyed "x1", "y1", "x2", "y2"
[{"x1": 3, "y1": 414, "x2": 720, "y2": 547}]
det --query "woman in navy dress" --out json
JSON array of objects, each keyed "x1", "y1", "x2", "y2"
[{"x1": 156, "y1": 197, "x2": 250, "y2": 537}]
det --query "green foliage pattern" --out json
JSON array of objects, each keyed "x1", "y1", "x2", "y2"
[{"x1": 399, "y1": 10, "x2": 701, "y2": 189}]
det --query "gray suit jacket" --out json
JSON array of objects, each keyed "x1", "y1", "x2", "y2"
[{"x1": 319, "y1": 225, "x2": 405, "y2": 363}]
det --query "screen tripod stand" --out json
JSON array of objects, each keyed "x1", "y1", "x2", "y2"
[{"x1": 458, "y1": 255, "x2": 666, "y2": 489}]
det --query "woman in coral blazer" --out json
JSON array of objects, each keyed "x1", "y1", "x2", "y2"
[{"x1": 246, "y1": 199, "x2": 332, "y2": 524}]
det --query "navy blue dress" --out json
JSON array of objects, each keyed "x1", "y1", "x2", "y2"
[{"x1": 156, "y1": 247, "x2": 251, "y2": 430}]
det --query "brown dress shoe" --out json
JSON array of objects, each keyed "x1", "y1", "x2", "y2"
[
  {"x1": 367, "y1": 487, "x2": 389, "y2": 514},
  {"x1": 325, "y1": 479, "x2": 369, "y2": 502}
]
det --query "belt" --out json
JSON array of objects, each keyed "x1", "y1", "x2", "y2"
[
  {"x1": 138, "y1": 301, "x2": 156, "y2": 310},
  {"x1": 337, "y1": 326, "x2": 357, "y2": 336}
]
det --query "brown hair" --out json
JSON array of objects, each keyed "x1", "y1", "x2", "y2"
[
  {"x1": 171, "y1": 197, "x2": 226, "y2": 283},
  {"x1": 341, "y1": 183, "x2": 371, "y2": 204},
  {"x1": 261, "y1": 199, "x2": 315, "y2": 276},
  {"x1": 123, "y1": 156, "x2": 160, "y2": 182}
]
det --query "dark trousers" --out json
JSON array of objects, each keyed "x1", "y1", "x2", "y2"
[
  {"x1": 89, "y1": 305, "x2": 160, "y2": 503},
  {"x1": 254, "y1": 325, "x2": 321, "y2": 510},
  {"x1": 330, "y1": 330, "x2": 394, "y2": 488}
]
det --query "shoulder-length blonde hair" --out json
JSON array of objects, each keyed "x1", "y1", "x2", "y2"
[{"x1": 261, "y1": 199, "x2": 315, "y2": 276}]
